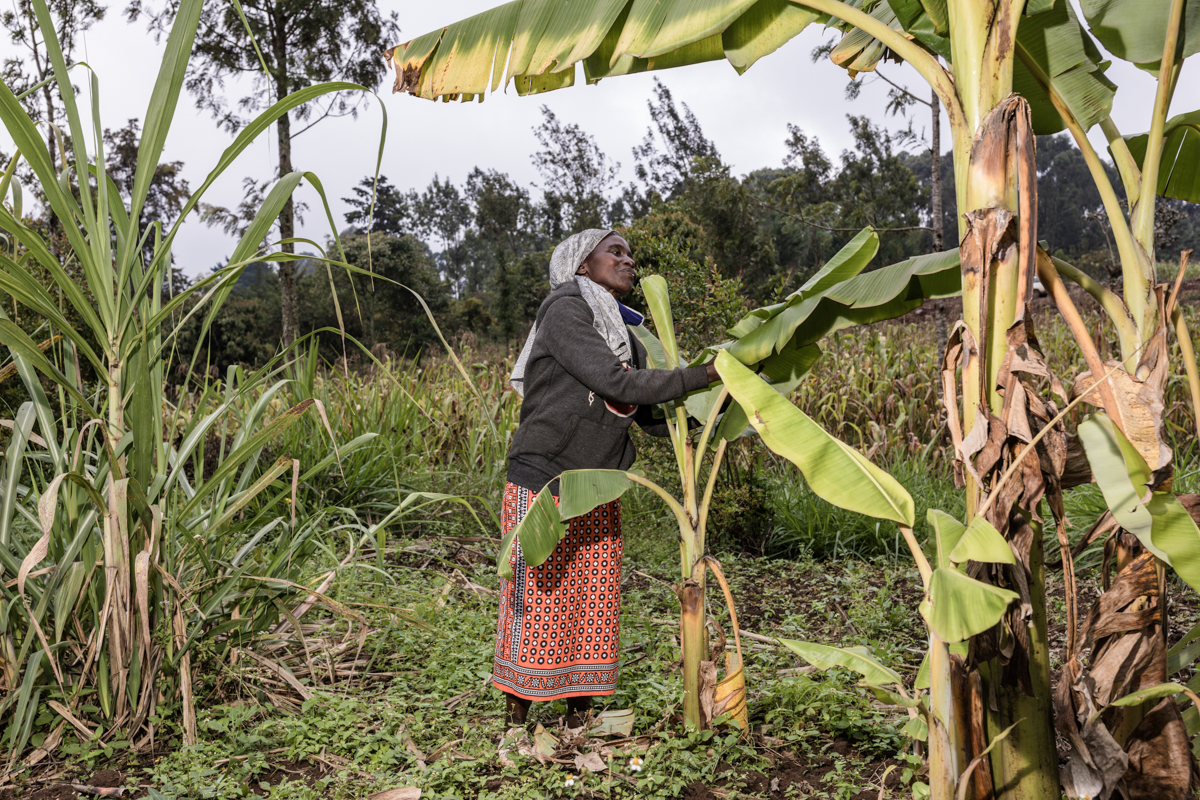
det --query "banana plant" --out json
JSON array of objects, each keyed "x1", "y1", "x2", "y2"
[
  {"x1": 0, "y1": 0, "x2": 389, "y2": 762},
  {"x1": 389, "y1": 0, "x2": 1200, "y2": 796},
  {"x1": 498, "y1": 231, "x2": 953, "y2": 730}
]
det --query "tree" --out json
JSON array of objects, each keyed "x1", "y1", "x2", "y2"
[
  {"x1": 767, "y1": 117, "x2": 929, "y2": 277},
  {"x1": 343, "y1": 175, "x2": 415, "y2": 237},
  {"x1": 131, "y1": 0, "x2": 398, "y2": 347},
  {"x1": 680, "y1": 156, "x2": 779, "y2": 300},
  {"x1": 466, "y1": 167, "x2": 537, "y2": 257},
  {"x1": 298, "y1": 232, "x2": 445, "y2": 357},
  {"x1": 531, "y1": 106, "x2": 619, "y2": 233},
  {"x1": 1, "y1": 0, "x2": 105, "y2": 171},
  {"x1": 813, "y1": 43, "x2": 947, "y2": 252},
  {"x1": 102, "y1": 118, "x2": 192, "y2": 267},
  {"x1": 410, "y1": 175, "x2": 472, "y2": 296},
  {"x1": 632, "y1": 79, "x2": 720, "y2": 200},
  {"x1": 490, "y1": 249, "x2": 550, "y2": 342}
]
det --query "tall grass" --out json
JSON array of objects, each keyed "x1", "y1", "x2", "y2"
[{"x1": 0, "y1": 0, "x2": 403, "y2": 766}]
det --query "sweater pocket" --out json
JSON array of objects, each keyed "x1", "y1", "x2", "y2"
[
  {"x1": 547, "y1": 414, "x2": 581, "y2": 459},
  {"x1": 558, "y1": 416, "x2": 629, "y2": 471}
]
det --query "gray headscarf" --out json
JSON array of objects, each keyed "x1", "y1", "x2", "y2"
[{"x1": 510, "y1": 229, "x2": 633, "y2": 397}]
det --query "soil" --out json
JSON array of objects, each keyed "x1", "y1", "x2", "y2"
[
  {"x1": 1, "y1": 770, "x2": 129, "y2": 800},
  {"x1": 247, "y1": 761, "x2": 329, "y2": 796}
]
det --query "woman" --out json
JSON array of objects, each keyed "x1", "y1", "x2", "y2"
[{"x1": 494, "y1": 229, "x2": 719, "y2": 760}]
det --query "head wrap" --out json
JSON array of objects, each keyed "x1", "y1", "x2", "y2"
[{"x1": 510, "y1": 229, "x2": 634, "y2": 397}]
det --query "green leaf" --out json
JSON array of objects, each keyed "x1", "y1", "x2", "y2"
[
  {"x1": 728, "y1": 247, "x2": 960, "y2": 364},
  {"x1": 777, "y1": 639, "x2": 904, "y2": 686},
  {"x1": 949, "y1": 516, "x2": 1016, "y2": 566},
  {"x1": 903, "y1": 715, "x2": 929, "y2": 742},
  {"x1": 1078, "y1": 414, "x2": 1153, "y2": 539},
  {"x1": 927, "y1": 509, "x2": 966, "y2": 570},
  {"x1": 558, "y1": 469, "x2": 633, "y2": 520},
  {"x1": 864, "y1": 683, "x2": 923, "y2": 708},
  {"x1": 640, "y1": 274, "x2": 681, "y2": 367},
  {"x1": 920, "y1": 568, "x2": 1018, "y2": 643},
  {"x1": 1013, "y1": 0, "x2": 1116, "y2": 135},
  {"x1": 500, "y1": 486, "x2": 563, "y2": 578},
  {"x1": 629, "y1": 323, "x2": 671, "y2": 370},
  {"x1": 714, "y1": 343, "x2": 822, "y2": 442},
  {"x1": 722, "y1": 0, "x2": 823, "y2": 75},
  {"x1": 1168, "y1": 618, "x2": 1200, "y2": 675},
  {"x1": 1075, "y1": 412, "x2": 1200, "y2": 593},
  {"x1": 1125, "y1": 110, "x2": 1200, "y2": 203},
  {"x1": 1142, "y1": 492, "x2": 1200, "y2": 595},
  {"x1": 392, "y1": 0, "x2": 842, "y2": 101},
  {"x1": 1079, "y1": 0, "x2": 1200, "y2": 70},
  {"x1": 797, "y1": 227, "x2": 879, "y2": 296},
  {"x1": 1109, "y1": 682, "x2": 1191, "y2": 708},
  {"x1": 716, "y1": 351, "x2": 914, "y2": 526}
]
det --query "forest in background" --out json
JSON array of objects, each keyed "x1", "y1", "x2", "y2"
[{"x1": 6, "y1": 78, "x2": 1200, "y2": 377}]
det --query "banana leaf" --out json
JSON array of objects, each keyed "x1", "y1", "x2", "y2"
[
  {"x1": 1124, "y1": 109, "x2": 1200, "y2": 203},
  {"x1": 388, "y1": 0, "x2": 829, "y2": 101},
  {"x1": 1079, "y1": 0, "x2": 1200, "y2": 71}
]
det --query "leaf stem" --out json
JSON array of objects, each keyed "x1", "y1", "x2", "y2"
[
  {"x1": 1100, "y1": 117, "x2": 1142, "y2": 208},
  {"x1": 1171, "y1": 304, "x2": 1200, "y2": 442},
  {"x1": 798, "y1": 0, "x2": 963, "y2": 127},
  {"x1": 1132, "y1": 0, "x2": 1186, "y2": 251},
  {"x1": 1049, "y1": 255, "x2": 1139, "y2": 361}
]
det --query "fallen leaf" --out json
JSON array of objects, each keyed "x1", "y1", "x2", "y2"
[
  {"x1": 575, "y1": 751, "x2": 607, "y2": 773},
  {"x1": 591, "y1": 709, "x2": 635, "y2": 737},
  {"x1": 532, "y1": 724, "x2": 558, "y2": 761},
  {"x1": 369, "y1": 790, "x2": 421, "y2": 800}
]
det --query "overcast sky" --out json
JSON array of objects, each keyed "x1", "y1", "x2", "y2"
[{"x1": 0, "y1": 1, "x2": 1185, "y2": 277}]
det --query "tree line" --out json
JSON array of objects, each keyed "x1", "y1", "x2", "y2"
[
  {"x1": 189, "y1": 79, "x2": 1200, "y2": 370},
  {"x1": 3, "y1": 0, "x2": 1197, "y2": 377}
]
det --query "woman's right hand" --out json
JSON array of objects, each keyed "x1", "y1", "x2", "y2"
[{"x1": 704, "y1": 359, "x2": 719, "y2": 385}]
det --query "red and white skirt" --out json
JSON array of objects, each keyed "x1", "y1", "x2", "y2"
[{"x1": 492, "y1": 482, "x2": 623, "y2": 700}]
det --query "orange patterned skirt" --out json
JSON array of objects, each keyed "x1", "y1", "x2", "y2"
[{"x1": 492, "y1": 482, "x2": 623, "y2": 701}]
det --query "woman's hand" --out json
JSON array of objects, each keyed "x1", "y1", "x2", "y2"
[{"x1": 704, "y1": 359, "x2": 719, "y2": 385}]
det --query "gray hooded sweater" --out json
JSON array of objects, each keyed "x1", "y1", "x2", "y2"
[{"x1": 506, "y1": 281, "x2": 710, "y2": 493}]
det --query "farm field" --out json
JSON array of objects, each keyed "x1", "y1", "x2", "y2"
[{"x1": 7, "y1": 296, "x2": 1200, "y2": 800}]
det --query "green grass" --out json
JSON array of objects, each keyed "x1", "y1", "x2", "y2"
[{"x1": 132, "y1": 527, "x2": 926, "y2": 800}]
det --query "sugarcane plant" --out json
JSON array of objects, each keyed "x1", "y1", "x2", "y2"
[
  {"x1": 0, "y1": 0, "x2": 397, "y2": 765},
  {"x1": 387, "y1": 0, "x2": 1200, "y2": 796}
]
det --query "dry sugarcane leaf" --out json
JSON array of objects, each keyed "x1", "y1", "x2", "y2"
[
  {"x1": 1077, "y1": 554, "x2": 1159, "y2": 650},
  {"x1": 1085, "y1": 609, "x2": 1162, "y2": 644},
  {"x1": 973, "y1": 407, "x2": 1009, "y2": 482},
  {"x1": 1121, "y1": 698, "x2": 1196, "y2": 800},
  {"x1": 532, "y1": 724, "x2": 558, "y2": 762},
  {"x1": 1061, "y1": 433, "x2": 1095, "y2": 489},
  {"x1": 1019, "y1": 443, "x2": 1047, "y2": 517},
  {"x1": 960, "y1": 404, "x2": 991, "y2": 462},
  {"x1": 960, "y1": 208, "x2": 1017, "y2": 366}
]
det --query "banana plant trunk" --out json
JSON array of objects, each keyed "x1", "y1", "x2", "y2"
[
  {"x1": 941, "y1": 1, "x2": 1060, "y2": 792},
  {"x1": 679, "y1": 573, "x2": 709, "y2": 728}
]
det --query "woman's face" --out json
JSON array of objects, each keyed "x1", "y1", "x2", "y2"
[{"x1": 578, "y1": 234, "x2": 637, "y2": 298}]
